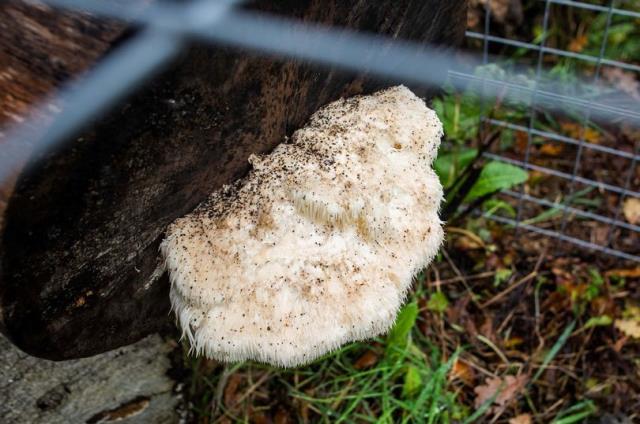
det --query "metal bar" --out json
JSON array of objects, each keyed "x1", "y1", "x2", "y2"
[
  {"x1": 484, "y1": 213, "x2": 640, "y2": 262},
  {"x1": 0, "y1": 29, "x2": 182, "y2": 185},
  {"x1": 487, "y1": 119, "x2": 640, "y2": 162},
  {"x1": 465, "y1": 32, "x2": 640, "y2": 73},
  {"x1": 476, "y1": 0, "x2": 493, "y2": 136},
  {"x1": 483, "y1": 0, "x2": 492, "y2": 64},
  {"x1": 1, "y1": 0, "x2": 242, "y2": 185},
  {"x1": 558, "y1": 0, "x2": 616, "y2": 238},
  {"x1": 606, "y1": 146, "x2": 640, "y2": 246},
  {"x1": 500, "y1": 189, "x2": 640, "y2": 233},
  {"x1": 448, "y1": 72, "x2": 640, "y2": 123},
  {"x1": 483, "y1": 153, "x2": 640, "y2": 198},
  {"x1": 540, "y1": 0, "x2": 640, "y2": 20},
  {"x1": 514, "y1": 0, "x2": 552, "y2": 232}
]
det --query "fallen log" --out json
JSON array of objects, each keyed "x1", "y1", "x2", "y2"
[{"x1": 0, "y1": 0, "x2": 467, "y2": 360}]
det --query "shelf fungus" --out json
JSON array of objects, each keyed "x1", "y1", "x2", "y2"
[{"x1": 161, "y1": 86, "x2": 444, "y2": 367}]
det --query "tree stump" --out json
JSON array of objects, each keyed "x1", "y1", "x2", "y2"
[{"x1": 0, "y1": 0, "x2": 468, "y2": 360}]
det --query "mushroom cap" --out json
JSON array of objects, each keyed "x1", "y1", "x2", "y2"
[{"x1": 161, "y1": 86, "x2": 444, "y2": 367}]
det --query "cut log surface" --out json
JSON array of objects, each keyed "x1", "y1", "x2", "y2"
[
  {"x1": 0, "y1": 334, "x2": 180, "y2": 423},
  {"x1": 0, "y1": 0, "x2": 467, "y2": 360}
]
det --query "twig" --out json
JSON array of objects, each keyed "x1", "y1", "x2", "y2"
[
  {"x1": 431, "y1": 271, "x2": 495, "y2": 286},
  {"x1": 496, "y1": 308, "x2": 517, "y2": 335},
  {"x1": 480, "y1": 247, "x2": 546, "y2": 308},
  {"x1": 477, "y1": 334, "x2": 510, "y2": 366},
  {"x1": 234, "y1": 371, "x2": 272, "y2": 405},
  {"x1": 442, "y1": 248, "x2": 481, "y2": 308},
  {"x1": 459, "y1": 357, "x2": 496, "y2": 378},
  {"x1": 447, "y1": 226, "x2": 487, "y2": 249},
  {"x1": 480, "y1": 271, "x2": 537, "y2": 308},
  {"x1": 211, "y1": 365, "x2": 233, "y2": 418}
]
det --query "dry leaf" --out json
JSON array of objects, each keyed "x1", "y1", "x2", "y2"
[
  {"x1": 591, "y1": 225, "x2": 609, "y2": 246},
  {"x1": 509, "y1": 413, "x2": 532, "y2": 424},
  {"x1": 455, "y1": 234, "x2": 484, "y2": 251},
  {"x1": 623, "y1": 198, "x2": 640, "y2": 225},
  {"x1": 274, "y1": 407, "x2": 291, "y2": 424},
  {"x1": 603, "y1": 67, "x2": 640, "y2": 100},
  {"x1": 615, "y1": 319, "x2": 640, "y2": 339},
  {"x1": 224, "y1": 373, "x2": 244, "y2": 408},
  {"x1": 474, "y1": 374, "x2": 528, "y2": 409},
  {"x1": 450, "y1": 359, "x2": 475, "y2": 385},
  {"x1": 560, "y1": 122, "x2": 600, "y2": 143},
  {"x1": 613, "y1": 335, "x2": 628, "y2": 352},
  {"x1": 568, "y1": 35, "x2": 588, "y2": 53},
  {"x1": 503, "y1": 337, "x2": 524, "y2": 349},
  {"x1": 615, "y1": 305, "x2": 640, "y2": 339},
  {"x1": 605, "y1": 267, "x2": 640, "y2": 278},
  {"x1": 354, "y1": 350, "x2": 379, "y2": 369},
  {"x1": 539, "y1": 143, "x2": 564, "y2": 156},
  {"x1": 515, "y1": 131, "x2": 529, "y2": 155},
  {"x1": 480, "y1": 316, "x2": 496, "y2": 343},
  {"x1": 470, "y1": 0, "x2": 523, "y2": 24}
]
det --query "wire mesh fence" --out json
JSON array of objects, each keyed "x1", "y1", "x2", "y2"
[
  {"x1": 2, "y1": 0, "x2": 639, "y2": 261},
  {"x1": 464, "y1": 0, "x2": 639, "y2": 261}
]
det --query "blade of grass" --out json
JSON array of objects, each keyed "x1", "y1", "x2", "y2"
[{"x1": 532, "y1": 320, "x2": 577, "y2": 383}]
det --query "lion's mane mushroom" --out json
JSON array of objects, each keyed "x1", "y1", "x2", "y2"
[{"x1": 161, "y1": 86, "x2": 444, "y2": 367}]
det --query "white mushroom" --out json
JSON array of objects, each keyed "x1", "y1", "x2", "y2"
[{"x1": 161, "y1": 86, "x2": 444, "y2": 367}]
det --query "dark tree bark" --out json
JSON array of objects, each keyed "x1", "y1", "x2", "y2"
[{"x1": 0, "y1": 0, "x2": 468, "y2": 360}]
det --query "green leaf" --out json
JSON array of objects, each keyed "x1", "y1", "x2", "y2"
[
  {"x1": 552, "y1": 400, "x2": 596, "y2": 424},
  {"x1": 532, "y1": 320, "x2": 576, "y2": 383},
  {"x1": 483, "y1": 199, "x2": 517, "y2": 218},
  {"x1": 466, "y1": 161, "x2": 528, "y2": 201},
  {"x1": 434, "y1": 148, "x2": 478, "y2": 188},
  {"x1": 584, "y1": 315, "x2": 613, "y2": 329},
  {"x1": 402, "y1": 365, "x2": 423, "y2": 398},
  {"x1": 386, "y1": 302, "x2": 419, "y2": 351},
  {"x1": 493, "y1": 268, "x2": 513, "y2": 287},
  {"x1": 432, "y1": 91, "x2": 483, "y2": 143},
  {"x1": 427, "y1": 291, "x2": 449, "y2": 314}
]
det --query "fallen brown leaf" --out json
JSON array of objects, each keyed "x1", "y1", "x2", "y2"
[
  {"x1": 568, "y1": 35, "x2": 588, "y2": 53},
  {"x1": 515, "y1": 131, "x2": 529, "y2": 155},
  {"x1": 509, "y1": 413, "x2": 532, "y2": 424},
  {"x1": 539, "y1": 143, "x2": 564, "y2": 156},
  {"x1": 605, "y1": 267, "x2": 640, "y2": 278},
  {"x1": 623, "y1": 198, "x2": 640, "y2": 225},
  {"x1": 224, "y1": 373, "x2": 244, "y2": 408},
  {"x1": 354, "y1": 350, "x2": 379, "y2": 370},
  {"x1": 274, "y1": 407, "x2": 291, "y2": 424},
  {"x1": 615, "y1": 305, "x2": 640, "y2": 339},
  {"x1": 450, "y1": 359, "x2": 475, "y2": 385},
  {"x1": 613, "y1": 335, "x2": 628, "y2": 353},
  {"x1": 480, "y1": 316, "x2": 497, "y2": 343},
  {"x1": 455, "y1": 235, "x2": 484, "y2": 251},
  {"x1": 560, "y1": 122, "x2": 600, "y2": 144},
  {"x1": 615, "y1": 319, "x2": 640, "y2": 339},
  {"x1": 603, "y1": 67, "x2": 640, "y2": 100},
  {"x1": 474, "y1": 374, "x2": 528, "y2": 409}
]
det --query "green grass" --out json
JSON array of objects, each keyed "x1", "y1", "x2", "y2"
[{"x1": 186, "y1": 292, "x2": 470, "y2": 423}]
